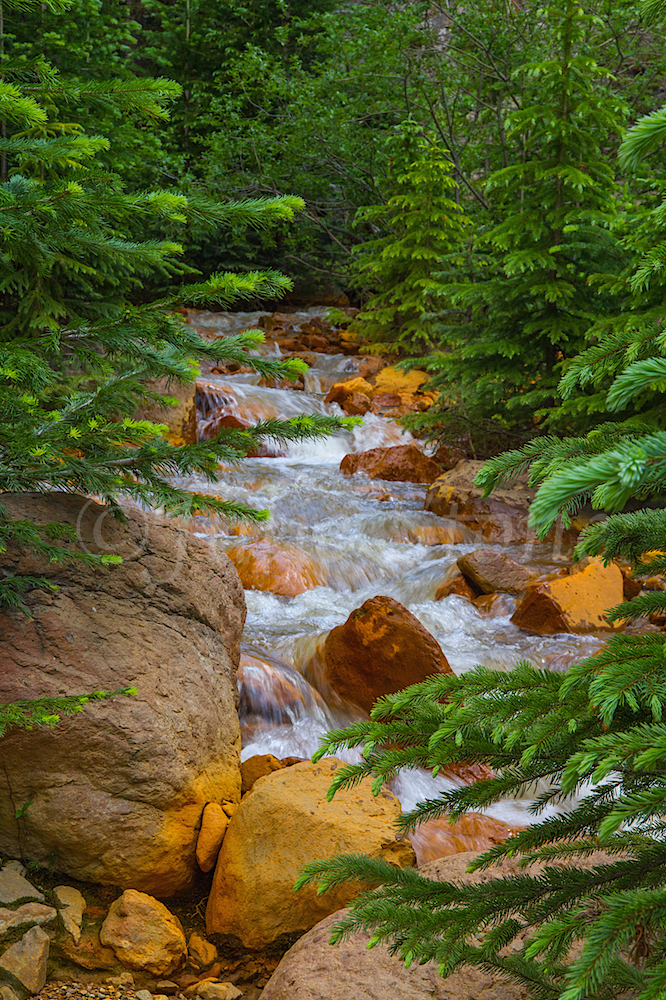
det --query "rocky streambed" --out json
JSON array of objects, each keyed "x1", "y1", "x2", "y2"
[{"x1": 0, "y1": 306, "x2": 643, "y2": 998}]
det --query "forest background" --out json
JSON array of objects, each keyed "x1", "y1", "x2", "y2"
[{"x1": 18, "y1": 0, "x2": 666, "y2": 456}]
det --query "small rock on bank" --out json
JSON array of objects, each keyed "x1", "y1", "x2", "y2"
[
  {"x1": 0, "y1": 925, "x2": 49, "y2": 995},
  {"x1": 100, "y1": 889, "x2": 187, "y2": 976}
]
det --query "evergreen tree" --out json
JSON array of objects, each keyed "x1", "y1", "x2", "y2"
[
  {"x1": 348, "y1": 124, "x2": 467, "y2": 353},
  {"x1": 0, "y1": 0, "x2": 348, "y2": 732},
  {"x1": 403, "y1": 0, "x2": 627, "y2": 453}
]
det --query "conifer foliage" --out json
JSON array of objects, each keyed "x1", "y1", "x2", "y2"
[
  {"x1": 403, "y1": 0, "x2": 627, "y2": 451},
  {"x1": 297, "y1": 7, "x2": 666, "y2": 995},
  {"x1": 349, "y1": 123, "x2": 466, "y2": 352},
  {"x1": 0, "y1": 0, "x2": 346, "y2": 733}
]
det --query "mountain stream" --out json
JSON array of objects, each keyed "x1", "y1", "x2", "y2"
[{"x1": 177, "y1": 308, "x2": 603, "y2": 854}]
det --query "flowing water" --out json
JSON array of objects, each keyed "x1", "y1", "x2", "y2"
[{"x1": 179, "y1": 309, "x2": 604, "y2": 839}]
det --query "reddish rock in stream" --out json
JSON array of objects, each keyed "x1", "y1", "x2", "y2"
[
  {"x1": 435, "y1": 572, "x2": 478, "y2": 601},
  {"x1": 457, "y1": 548, "x2": 538, "y2": 595},
  {"x1": 323, "y1": 596, "x2": 452, "y2": 714},
  {"x1": 341, "y1": 444, "x2": 442, "y2": 484},
  {"x1": 226, "y1": 539, "x2": 325, "y2": 597},
  {"x1": 410, "y1": 812, "x2": 523, "y2": 865},
  {"x1": 324, "y1": 376, "x2": 374, "y2": 412}
]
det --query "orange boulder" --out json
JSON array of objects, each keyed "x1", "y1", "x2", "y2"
[
  {"x1": 340, "y1": 445, "x2": 442, "y2": 484},
  {"x1": 206, "y1": 758, "x2": 415, "y2": 949},
  {"x1": 357, "y1": 355, "x2": 385, "y2": 379},
  {"x1": 373, "y1": 365, "x2": 428, "y2": 396},
  {"x1": 226, "y1": 539, "x2": 324, "y2": 597},
  {"x1": 323, "y1": 596, "x2": 452, "y2": 714},
  {"x1": 324, "y1": 377, "x2": 374, "y2": 416},
  {"x1": 341, "y1": 391, "x2": 372, "y2": 416},
  {"x1": 511, "y1": 558, "x2": 624, "y2": 634}
]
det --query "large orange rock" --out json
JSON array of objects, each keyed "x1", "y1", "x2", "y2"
[
  {"x1": 0, "y1": 494, "x2": 243, "y2": 896},
  {"x1": 324, "y1": 377, "x2": 374, "y2": 406},
  {"x1": 457, "y1": 549, "x2": 537, "y2": 595},
  {"x1": 342, "y1": 391, "x2": 372, "y2": 416},
  {"x1": 205, "y1": 758, "x2": 415, "y2": 949},
  {"x1": 410, "y1": 813, "x2": 522, "y2": 865},
  {"x1": 323, "y1": 596, "x2": 452, "y2": 713},
  {"x1": 226, "y1": 539, "x2": 324, "y2": 597},
  {"x1": 357, "y1": 355, "x2": 385, "y2": 379},
  {"x1": 373, "y1": 365, "x2": 428, "y2": 396},
  {"x1": 341, "y1": 445, "x2": 442, "y2": 484},
  {"x1": 511, "y1": 559, "x2": 624, "y2": 634}
]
